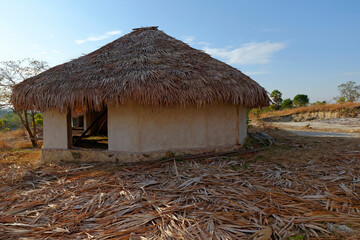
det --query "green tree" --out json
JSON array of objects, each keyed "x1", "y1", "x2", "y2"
[
  {"x1": 336, "y1": 96, "x2": 346, "y2": 104},
  {"x1": 293, "y1": 94, "x2": 309, "y2": 107},
  {"x1": 0, "y1": 59, "x2": 48, "y2": 147},
  {"x1": 270, "y1": 90, "x2": 283, "y2": 109},
  {"x1": 281, "y1": 98, "x2": 293, "y2": 109},
  {"x1": 337, "y1": 81, "x2": 360, "y2": 102}
]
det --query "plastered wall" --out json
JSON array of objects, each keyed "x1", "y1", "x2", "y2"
[
  {"x1": 43, "y1": 110, "x2": 71, "y2": 149},
  {"x1": 108, "y1": 104, "x2": 247, "y2": 153}
]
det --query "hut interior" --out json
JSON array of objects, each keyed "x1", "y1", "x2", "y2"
[{"x1": 71, "y1": 109, "x2": 108, "y2": 149}]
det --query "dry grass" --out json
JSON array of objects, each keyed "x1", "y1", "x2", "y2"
[
  {"x1": 1, "y1": 129, "x2": 360, "y2": 239},
  {"x1": 254, "y1": 102, "x2": 360, "y2": 119},
  {"x1": 0, "y1": 139, "x2": 10, "y2": 149},
  {"x1": 12, "y1": 141, "x2": 34, "y2": 149},
  {"x1": 7, "y1": 129, "x2": 27, "y2": 138},
  {"x1": 11, "y1": 27, "x2": 269, "y2": 113},
  {"x1": 0, "y1": 129, "x2": 27, "y2": 140},
  {"x1": 0, "y1": 129, "x2": 31, "y2": 151}
]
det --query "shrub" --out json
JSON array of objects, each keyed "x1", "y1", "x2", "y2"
[
  {"x1": 281, "y1": 98, "x2": 293, "y2": 109},
  {"x1": 315, "y1": 100, "x2": 327, "y2": 105},
  {"x1": 293, "y1": 94, "x2": 309, "y2": 107},
  {"x1": 269, "y1": 104, "x2": 277, "y2": 111},
  {"x1": 336, "y1": 96, "x2": 346, "y2": 104}
]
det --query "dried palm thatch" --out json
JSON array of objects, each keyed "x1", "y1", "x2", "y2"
[{"x1": 11, "y1": 26, "x2": 269, "y2": 113}]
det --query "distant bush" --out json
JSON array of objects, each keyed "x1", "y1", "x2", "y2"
[
  {"x1": 311, "y1": 101, "x2": 327, "y2": 106},
  {"x1": 336, "y1": 97, "x2": 346, "y2": 104},
  {"x1": 293, "y1": 94, "x2": 309, "y2": 107},
  {"x1": 268, "y1": 104, "x2": 277, "y2": 111},
  {"x1": 1, "y1": 112, "x2": 22, "y2": 130},
  {"x1": 316, "y1": 101, "x2": 327, "y2": 105},
  {"x1": 281, "y1": 98, "x2": 293, "y2": 109}
]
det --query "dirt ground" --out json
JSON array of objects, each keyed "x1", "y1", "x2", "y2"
[
  {"x1": 1, "y1": 129, "x2": 360, "y2": 239},
  {"x1": 259, "y1": 118, "x2": 360, "y2": 134}
]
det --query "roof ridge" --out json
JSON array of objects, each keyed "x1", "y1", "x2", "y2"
[{"x1": 132, "y1": 26, "x2": 159, "y2": 31}]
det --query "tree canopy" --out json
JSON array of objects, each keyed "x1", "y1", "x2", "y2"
[
  {"x1": 337, "y1": 81, "x2": 360, "y2": 102},
  {"x1": 293, "y1": 94, "x2": 309, "y2": 107},
  {"x1": 0, "y1": 58, "x2": 48, "y2": 147}
]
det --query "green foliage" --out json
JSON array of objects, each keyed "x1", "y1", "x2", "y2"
[
  {"x1": 34, "y1": 113, "x2": 43, "y2": 120},
  {"x1": 336, "y1": 96, "x2": 346, "y2": 104},
  {"x1": 270, "y1": 90, "x2": 283, "y2": 109},
  {"x1": 250, "y1": 108, "x2": 262, "y2": 118},
  {"x1": 246, "y1": 109, "x2": 252, "y2": 128},
  {"x1": 35, "y1": 119, "x2": 43, "y2": 126},
  {"x1": 269, "y1": 104, "x2": 277, "y2": 111},
  {"x1": 315, "y1": 100, "x2": 326, "y2": 105},
  {"x1": 293, "y1": 94, "x2": 309, "y2": 107},
  {"x1": 288, "y1": 234, "x2": 304, "y2": 240},
  {"x1": 337, "y1": 81, "x2": 360, "y2": 102},
  {"x1": 281, "y1": 98, "x2": 293, "y2": 109},
  {"x1": 1, "y1": 112, "x2": 22, "y2": 130},
  {"x1": 0, "y1": 108, "x2": 12, "y2": 118},
  {"x1": 34, "y1": 113, "x2": 43, "y2": 126}
]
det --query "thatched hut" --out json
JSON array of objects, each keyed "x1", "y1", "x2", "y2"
[{"x1": 11, "y1": 26, "x2": 270, "y2": 162}]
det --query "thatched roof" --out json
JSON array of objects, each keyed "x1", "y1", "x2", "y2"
[{"x1": 11, "y1": 26, "x2": 270, "y2": 113}]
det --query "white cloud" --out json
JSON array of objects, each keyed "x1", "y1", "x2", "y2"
[
  {"x1": 53, "y1": 50, "x2": 60, "y2": 54},
  {"x1": 106, "y1": 30, "x2": 122, "y2": 36},
  {"x1": 76, "y1": 30, "x2": 122, "y2": 44},
  {"x1": 244, "y1": 70, "x2": 270, "y2": 76},
  {"x1": 181, "y1": 36, "x2": 210, "y2": 46},
  {"x1": 196, "y1": 41, "x2": 210, "y2": 46},
  {"x1": 343, "y1": 72, "x2": 360, "y2": 76},
  {"x1": 181, "y1": 36, "x2": 195, "y2": 44},
  {"x1": 203, "y1": 41, "x2": 285, "y2": 65}
]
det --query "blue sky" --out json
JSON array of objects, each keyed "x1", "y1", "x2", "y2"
[{"x1": 1, "y1": 0, "x2": 359, "y2": 102}]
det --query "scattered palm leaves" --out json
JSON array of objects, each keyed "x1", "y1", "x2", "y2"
[{"x1": 0, "y1": 130, "x2": 360, "y2": 239}]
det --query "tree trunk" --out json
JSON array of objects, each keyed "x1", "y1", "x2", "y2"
[
  {"x1": 31, "y1": 110, "x2": 37, "y2": 142},
  {"x1": 17, "y1": 110, "x2": 38, "y2": 147}
]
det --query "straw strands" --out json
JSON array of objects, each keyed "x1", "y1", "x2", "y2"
[
  {"x1": 1, "y1": 130, "x2": 360, "y2": 239},
  {"x1": 11, "y1": 27, "x2": 269, "y2": 113}
]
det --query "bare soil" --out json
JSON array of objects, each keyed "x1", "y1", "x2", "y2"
[{"x1": 260, "y1": 118, "x2": 360, "y2": 133}]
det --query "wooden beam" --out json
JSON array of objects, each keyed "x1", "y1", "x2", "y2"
[{"x1": 73, "y1": 109, "x2": 107, "y2": 146}]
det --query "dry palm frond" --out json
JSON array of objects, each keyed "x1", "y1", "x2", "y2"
[
  {"x1": 1, "y1": 129, "x2": 360, "y2": 239},
  {"x1": 11, "y1": 27, "x2": 269, "y2": 113}
]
